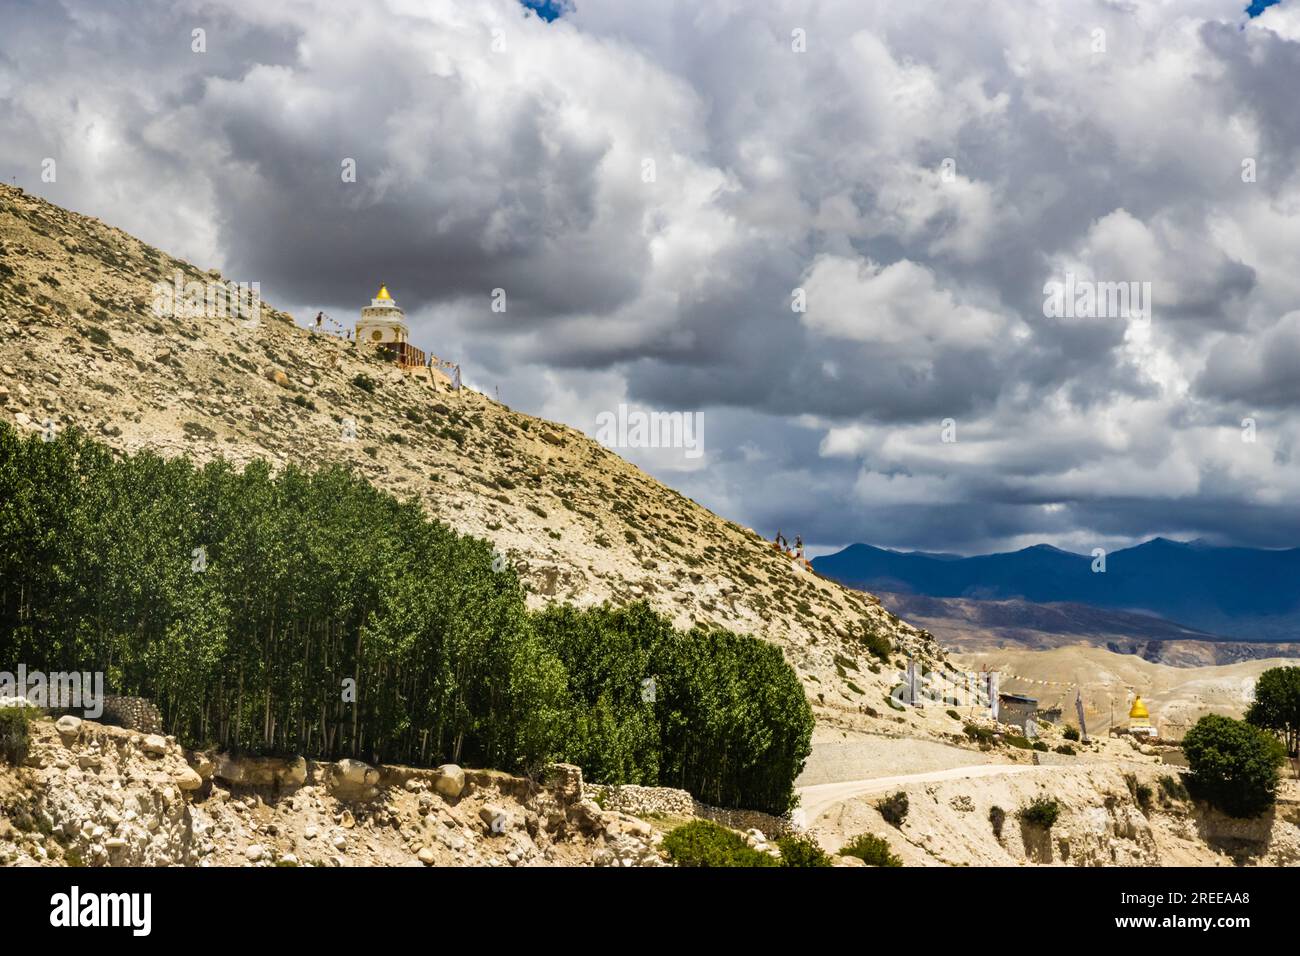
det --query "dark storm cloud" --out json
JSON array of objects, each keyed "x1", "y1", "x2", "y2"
[{"x1": 4, "y1": 0, "x2": 1300, "y2": 554}]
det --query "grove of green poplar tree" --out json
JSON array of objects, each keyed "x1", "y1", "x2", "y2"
[{"x1": 0, "y1": 423, "x2": 811, "y2": 813}]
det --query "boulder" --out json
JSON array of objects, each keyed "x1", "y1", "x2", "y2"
[
  {"x1": 335, "y1": 758, "x2": 377, "y2": 788},
  {"x1": 173, "y1": 767, "x2": 203, "y2": 791},
  {"x1": 141, "y1": 734, "x2": 168, "y2": 756},
  {"x1": 603, "y1": 812, "x2": 652, "y2": 839},
  {"x1": 433, "y1": 764, "x2": 465, "y2": 799},
  {"x1": 567, "y1": 800, "x2": 606, "y2": 834},
  {"x1": 189, "y1": 752, "x2": 215, "y2": 780},
  {"x1": 479, "y1": 804, "x2": 509, "y2": 833},
  {"x1": 55, "y1": 715, "x2": 82, "y2": 737}
]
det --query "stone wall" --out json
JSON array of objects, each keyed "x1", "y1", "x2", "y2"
[
  {"x1": 585, "y1": 782, "x2": 695, "y2": 817},
  {"x1": 99, "y1": 695, "x2": 163, "y2": 735},
  {"x1": 583, "y1": 782, "x2": 793, "y2": 838},
  {"x1": 44, "y1": 694, "x2": 163, "y2": 734}
]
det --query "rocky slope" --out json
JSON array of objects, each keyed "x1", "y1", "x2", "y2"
[
  {"x1": 0, "y1": 714, "x2": 667, "y2": 868},
  {"x1": 809, "y1": 752, "x2": 1300, "y2": 867},
  {"x1": 0, "y1": 183, "x2": 948, "y2": 737}
]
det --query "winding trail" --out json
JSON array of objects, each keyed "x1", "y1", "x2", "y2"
[{"x1": 796, "y1": 762, "x2": 1044, "y2": 823}]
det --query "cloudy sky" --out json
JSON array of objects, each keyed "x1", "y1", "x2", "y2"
[{"x1": 3, "y1": 0, "x2": 1300, "y2": 556}]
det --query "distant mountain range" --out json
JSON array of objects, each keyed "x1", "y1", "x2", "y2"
[{"x1": 813, "y1": 538, "x2": 1300, "y2": 643}]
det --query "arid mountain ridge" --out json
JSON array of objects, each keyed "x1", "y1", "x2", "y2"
[
  {"x1": 881, "y1": 591, "x2": 1300, "y2": 667},
  {"x1": 0, "y1": 183, "x2": 949, "y2": 738}
]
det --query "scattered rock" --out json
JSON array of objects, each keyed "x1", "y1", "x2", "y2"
[
  {"x1": 567, "y1": 800, "x2": 606, "y2": 834},
  {"x1": 433, "y1": 764, "x2": 465, "y2": 799},
  {"x1": 188, "y1": 752, "x2": 215, "y2": 780},
  {"x1": 173, "y1": 767, "x2": 203, "y2": 791},
  {"x1": 479, "y1": 804, "x2": 509, "y2": 834},
  {"x1": 55, "y1": 715, "x2": 82, "y2": 737}
]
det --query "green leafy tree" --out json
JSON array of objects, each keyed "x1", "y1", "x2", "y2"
[
  {"x1": 1182, "y1": 714, "x2": 1286, "y2": 818},
  {"x1": 1246, "y1": 666, "x2": 1300, "y2": 758}
]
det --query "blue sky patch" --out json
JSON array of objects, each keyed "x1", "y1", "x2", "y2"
[
  {"x1": 1246, "y1": 0, "x2": 1283, "y2": 17},
  {"x1": 521, "y1": 0, "x2": 569, "y2": 22}
]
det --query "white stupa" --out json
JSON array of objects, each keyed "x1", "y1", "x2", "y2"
[{"x1": 356, "y1": 285, "x2": 409, "y2": 348}]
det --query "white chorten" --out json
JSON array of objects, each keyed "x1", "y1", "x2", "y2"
[{"x1": 356, "y1": 285, "x2": 409, "y2": 348}]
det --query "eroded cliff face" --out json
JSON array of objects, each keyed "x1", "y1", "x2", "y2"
[
  {"x1": 5, "y1": 713, "x2": 1297, "y2": 868},
  {"x1": 808, "y1": 760, "x2": 1300, "y2": 867},
  {"x1": 0, "y1": 716, "x2": 665, "y2": 867}
]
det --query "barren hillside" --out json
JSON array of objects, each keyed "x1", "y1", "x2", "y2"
[
  {"x1": 880, "y1": 591, "x2": 1300, "y2": 666},
  {"x1": 0, "y1": 183, "x2": 949, "y2": 738},
  {"x1": 954, "y1": 645, "x2": 1299, "y2": 738}
]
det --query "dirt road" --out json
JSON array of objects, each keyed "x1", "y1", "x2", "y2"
[{"x1": 796, "y1": 763, "x2": 1044, "y2": 824}]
